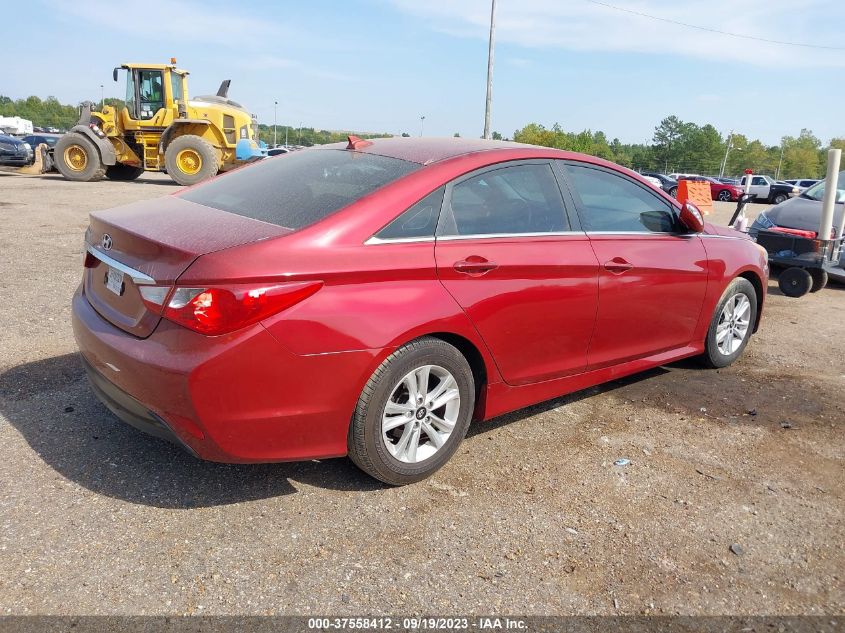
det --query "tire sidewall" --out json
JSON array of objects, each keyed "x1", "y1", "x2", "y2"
[
  {"x1": 704, "y1": 279, "x2": 757, "y2": 368},
  {"x1": 355, "y1": 340, "x2": 474, "y2": 485},
  {"x1": 55, "y1": 133, "x2": 103, "y2": 181},
  {"x1": 164, "y1": 135, "x2": 219, "y2": 186}
]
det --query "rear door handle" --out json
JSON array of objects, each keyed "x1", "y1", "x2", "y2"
[
  {"x1": 454, "y1": 256, "x2": 498, "y2": 276},
  {"x1": 604, "y1": 257, "x2": 633, "y2": 274}
]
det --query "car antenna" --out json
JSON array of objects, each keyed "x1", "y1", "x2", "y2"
[{"x1": 347, "y1": 135, "x2": 373, "y2": 150}]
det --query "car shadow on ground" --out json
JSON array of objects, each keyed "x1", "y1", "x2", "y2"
[{"x1": 1, "y1": 353, "x2": 716, "y2": 509}]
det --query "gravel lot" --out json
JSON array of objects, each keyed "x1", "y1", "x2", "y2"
[{"x1": 0, "y1": 171, "x2": 843, "y2": 616}]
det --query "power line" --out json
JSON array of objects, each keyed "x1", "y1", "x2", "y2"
[{"x1": 582, "y1": 0, "x2": 845, "y2": 51}]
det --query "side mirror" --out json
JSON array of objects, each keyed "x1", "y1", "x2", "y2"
[
  {"x1": 679, "y1": 202, "x2": 705, "y2": 233},
  {"x1": 739, "y1": 193, "x2": 754, "y2": 204},
  {"x1": 113, "y1": 67, "x2": 119, "y2": 82}
]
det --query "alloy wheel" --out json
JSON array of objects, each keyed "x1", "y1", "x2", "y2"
[
  {"x1": 381, "y1": 365, "x2": 460, "y2": 463},
  {"x1": 716, "y1": 293, "x2": 751, "y2": 356}
]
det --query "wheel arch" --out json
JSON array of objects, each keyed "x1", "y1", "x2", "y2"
[
  {"x1": 424, "y1": 332, "x2": 488, "y2": 405},
  {"x1": 160, "y1": 120, "x2": 214, "y2": 152},
  {"x1": 737, "y1": 270, "x2": 765, "y2": 332},
  {"x1": 67, "y1": 125, "x2": 117, "y2": 166}
]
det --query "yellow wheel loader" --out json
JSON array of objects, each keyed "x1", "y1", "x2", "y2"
[{"x1": 54, "y1": 59, "x2": 266, "y2": 186}]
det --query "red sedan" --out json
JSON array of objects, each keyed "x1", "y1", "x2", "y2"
[
  {"x1": 73, "y1": 138, "x2": 768, "y2": 485},
  {"x1": 679, "y1": 175, "x2": 744, "y2": 202}
]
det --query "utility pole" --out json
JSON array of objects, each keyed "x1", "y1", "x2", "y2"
[
  {"x1": 285, "y1": 126, "x2": 288, "y2": 147},
  {"x1": 776, "y1": 143, "x2": 785, "y2": 180},
  {"x1": 273, "y1": 101, "x2": 278, "y2": 147},
  {"x1": 719, "y1": 130, "x2": 733, "y2": 178},
  {"x1": 420, "y1": 115, "x2": 425, "y2": 137},
  {"x1": 483, "y1": 0, "x2": 497, "y2": 140},
  {"x1": 100, "y1": 84, "x2": 104, "y2": 110},
  {"x1": 298, "y1": 122, "x2": 303, "y2": 144}
]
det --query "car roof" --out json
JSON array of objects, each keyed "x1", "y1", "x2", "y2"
[{"x1": 314, "y1": 136, "x2": 541, "y2": 165}]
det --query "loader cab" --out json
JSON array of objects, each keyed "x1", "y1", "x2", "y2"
[{"x1": 115, "y1": 64, "x2": 188, "y2": 124}]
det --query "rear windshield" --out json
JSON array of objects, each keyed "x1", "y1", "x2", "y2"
[{"x1": 179, "y1": 149, "x2": 420, "y2": 230}]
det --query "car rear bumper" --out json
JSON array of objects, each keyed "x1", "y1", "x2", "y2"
[{"x1": 72, "y1": 284, "x2": 382, "y2": 463}]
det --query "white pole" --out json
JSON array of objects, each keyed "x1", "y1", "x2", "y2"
[
  {"x1": 776, "y1": 144, "x2": 785, "y2": 180},
  {"x1": 483, "y1": 0, "x2": 497, "y2": 140},
  {"x1": 273, "y1": 101, "x2": 277, "y2": 147},
  {"x1": 420, "y1": 115, "x2": 425, "y2": 137},
  {"x1": 819, "y1": 149, "x2": 842, "y2": 241},
  {"x1": 719, "y1": 131, "x2": 733, "y2": 178}
]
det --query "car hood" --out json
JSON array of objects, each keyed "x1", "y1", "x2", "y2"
[{"x1": 764, "y1": 195, "x2": 845, "y2": 236}]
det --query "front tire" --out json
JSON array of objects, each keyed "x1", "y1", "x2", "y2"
[
  {"x1": 669, "y1": 186, "x2": 678, "y2": 198},
  {"x1": 779, "y1": 267, "x2": 812, "y2": 298},
  {"x1": 54, "y1": 133, "x2": 106, "y2": 182},
  {"x1": 717, "y1": 190, "x2": 732, "y2": 202},
  {"x1": 701, "y1": 278, "x2": 757, "y2": 368},
  {"x1": 164, "y1": 135, "x2": 219, "y2": 186},
  {"x1": 348, "y1": 337, "x2": 475, "y2": 486},
  {"x1": 105, "y1": 163, "x2": 145, "y2": 181}
]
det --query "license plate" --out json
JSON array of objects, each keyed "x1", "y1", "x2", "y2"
[{"x1": 105, "y1": 266, "x2": 124, "y2": 296}]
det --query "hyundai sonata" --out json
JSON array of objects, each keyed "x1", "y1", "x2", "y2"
[{"x1": 73, "y1": 137, "x2": 768, "y2": 484}]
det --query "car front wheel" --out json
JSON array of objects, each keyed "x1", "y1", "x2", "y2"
[
  {"x1": 701, "y1": 278, "x2": 758, "y2": 368},
  {"x1": 348, "y1": 337, "x2": 475, "y2": 485}
]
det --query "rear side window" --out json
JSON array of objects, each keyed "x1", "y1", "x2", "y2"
[
  {"x1": 180, "y1": 150, "x2": 419, "y2": 230},
  {"x1": 563, "y1": 163, "x2": 677, "y2": 233},
  {"x1": 376, "y1": 188, "x2": 444, "y2": 240},
  {"x1": 439, "y1": 163, "x2": 568, "y2": 236}
]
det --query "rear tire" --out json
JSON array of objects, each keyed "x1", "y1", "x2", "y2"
[
  {"x1": 54, "y1": 133, "x2": 106, "y2": 182},
  {"x1": 348, "y1": 337, "x2": 475, "y2": 486},
  {"x1": 772, "y1": 193, "x2": 788, "y2": 205},
  {"x1": 701, "y1": 278, "x2": 757, "y2": 369},
  {"x1": 164, "y1": 135, "x2": 219, "y2": 186},
  {"x1": 669, "y1": 186, "x2": 678, "y2": 198},
  {"x1": 105, "y1": 163, "x2": 145, "y2": 181},
  {"x1": 779, "y1": 267, "x2": 812, "y2": 298},
  {"x1": 809, "y1": 269, "x2": 828, "y2": 293}
]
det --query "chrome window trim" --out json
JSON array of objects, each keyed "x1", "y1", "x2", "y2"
[
  {"x1": 437, "y1": 231, "x2": 584, "y2": 241},
  {"x1": 364, "y1": 235, "x2": 436, "y2": 245},
  {"x1": 699, "y1": 234, "x2": 746, "y2": 241},
  {"x1": 86, "y1": 245, "x2": 156, "y2": 285}
]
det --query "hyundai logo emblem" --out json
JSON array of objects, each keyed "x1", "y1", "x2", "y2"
[{"x1": 101, "y1": 234, "x2": 113, "y2": 250}]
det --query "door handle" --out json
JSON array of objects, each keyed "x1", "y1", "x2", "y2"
[
  {"x1": 604, "y1": 257, "x2": 633, "y2": 274},
  {"x1": 454, "y1": 256, "x2": 498, "y2": 276}
]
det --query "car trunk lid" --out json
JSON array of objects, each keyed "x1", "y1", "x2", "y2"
[{"x1": 83, "y1": 196, "x2": 291, "y2": 338}]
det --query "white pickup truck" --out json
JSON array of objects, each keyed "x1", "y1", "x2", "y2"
[{"x1": 738, "y1": 175, "x2": 800, "y2": 205}]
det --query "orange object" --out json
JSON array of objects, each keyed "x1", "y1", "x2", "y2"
[{"x1": 676, "y1": 180, "x2": 713, "y2": 215}]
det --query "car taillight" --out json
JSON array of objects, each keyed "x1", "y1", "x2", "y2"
[{"x1": 159, "y1": 281, "x2": 322, "y2": 335}]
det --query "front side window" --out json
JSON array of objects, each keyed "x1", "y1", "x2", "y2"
[
  {"x1": 439, "y1": 163, "x2": 568, "y2": 237},
  {"x1": 563, "y1": 163, "x2": 677, "y2": 233},
  {"x1": 376, "y1": 188, "x2": 444, "y2": 240},
  {"x1": 170, "y1": 73, "x2": 184, "y2": 103},
  {"x1": 180, "y1": 149, "x2": 420, "y2": 230},
  {"x1": 125, "y1": 71, "x2": 136, "y2": 116},
  {"x1": 752, "y1": 177, "x2": 767, "y2": 186}
]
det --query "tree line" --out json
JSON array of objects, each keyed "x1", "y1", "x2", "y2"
[
  {"x1": 4, "y1": 95, "x2": 842, "y2": 178},
  {"x1": 511, "y1": 116, "x2": 845, "y2": 179}
]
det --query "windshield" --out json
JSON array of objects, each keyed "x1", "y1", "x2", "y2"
[
  {"x1": 179, "y1": 149, "x2": 420, "y2": 230},
  {"x1": 803, "y1": 171, "x2": 845, "y2": 203}
]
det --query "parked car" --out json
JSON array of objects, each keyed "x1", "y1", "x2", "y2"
[
  {"x1": 21, "y1": 133, "x2": 62, "y2": 170},
  {"x1": 679, "y1": 175, "x2": 743, "y2": 202},
  {"x1": 750, "y1": 173, "x2": 845, "y2": 283},
  {"x1": 738, "y1": 175, "x2": 800, "y2": 204},
  {"x1": 640, "y1": 171, "x2": 678, "y2": 198},
  {"x1": 267, "y1": 146, "x2": 291, "y2": 157},
  {"x1": 73, "y1": 138, "x2": 768, "y2": 484},
  {"x1": 0, "y1": 133, "x2": 33, "y2": 166},
  {"x1": 784, "y1": 179, "x2": 820, "y2": 192}
]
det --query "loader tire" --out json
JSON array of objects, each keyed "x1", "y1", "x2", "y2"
[
  {"x1": 105, "y1": 163, "x2": 145, "y2": 181},
  {"x1": 164, "y1": 135, "x2": 219, "y2": 186},
  {"x1": 54, "y1": 133, "x2": 106, "y2": 182}
]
